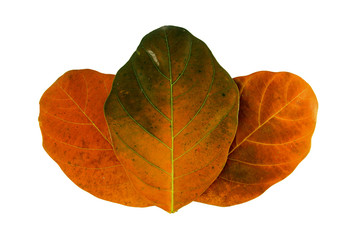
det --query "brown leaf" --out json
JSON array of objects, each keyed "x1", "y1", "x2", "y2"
[
  {"x1": 39, "y1": 69, "x2": 152, "y2": 207},
  {"x1": 197, "y1": 71, "x2": 318, "y2": 206},
  {"x1": 104, "y1": 26, "x2": 239, "y2": 212}
]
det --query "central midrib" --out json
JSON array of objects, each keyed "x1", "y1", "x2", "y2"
[
  {"x1": 164, "y1": 30, "x2": 175, "y2": 213},
  {"x1": 170, "y1": 77, "x2": 174, "y2": 213}
]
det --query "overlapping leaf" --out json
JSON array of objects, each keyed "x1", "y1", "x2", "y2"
[
  {"x1": 104, "y1": 26, "x2": 239, "y2": 212},
  {"x1": 197, "y1": 71, "x2": 318, "y2": 206},
  {"x1": 39, "y1": 26, "x2": 319, "y2": 213},
  {"x1": 39, "y1": 69, "x2": 152, "y2": 207}
]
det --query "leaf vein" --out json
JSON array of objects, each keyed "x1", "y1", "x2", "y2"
[
  {"x1": 164, "y1": 28, "x2": 175, "y2": 213},
  {"x1": 115, "y1": 94, "x2": 171, "y2": 150},
  {"x1": 219, "y1": 176, "x2": 272, "y2": 185},
  {"x1": 274, "y1": 114, "x2": 314, "y2": 122},
  {"x1": 246, "y1": 133, "x2": 312, "y2": 146},
  {"x1": 174, "y1": 150, "x2": 221, "y2": 179},
  {"x1": 130, "y1": 172, "x2": 172, "y2": 191},
  {"x1": 131, "y1": 59, "x2": 171, "y2": 121},
  {"x1": 174, "y1": 53, "x2": 215, "y2": 138},
  {"x1": 228, "y1": 157, "x2": 302, "y2": 167},
  {"x1": 172, "y1": 38, "x2": 193, "y2": 85},
  {"x1": 102, "y1": 77, "x2": 109, "y2": 93},
  {"x1": 42, "y1": 131, "x2": 113, "y2": 150},
  {"x1": 113, "y1": 131, "x2": 171, "y2": 176},
  {"x1": 58, "y1": 84, "x2": 112, "y2": 145},
  {"x1": 229, "y1": 88, "x2": 308, "y2": 155},
  {"x1": 41, "y1": 109, "x2": 92, "y2": 125},
  {"x1": 174, "y1": 99, "x2": 237, "y2": 161},
  {"x1": 258, "y1": 74, "x2": 276, "y2": 125},
  {"x1": 140, "y1": 44, "x2": 171, "y2": 81},
  {"x1": 61, "y1": 160, "x2": 122, "y2": 170},
  {"x1": 83, "y1": 73, "x2": 89, "y2": 112}
]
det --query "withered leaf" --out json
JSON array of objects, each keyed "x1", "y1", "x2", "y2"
[
  {"x1": 104, "y1": 26, "x2": 239, "y2": 212},
  {"x1": 39, "y1": 69, "x2": 152, "y2": 207},
  {"x1": 197, "y1": 71, "x2": 318, "y2": 206}
]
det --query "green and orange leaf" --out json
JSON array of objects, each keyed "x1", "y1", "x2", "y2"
[{"x1": 104, "y1": 26, "x2": 239, "y2": 212}]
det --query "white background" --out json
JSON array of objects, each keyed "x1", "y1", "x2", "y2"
[{"x1": 1, "y1": 0, "x2": 359, "y2": 239}]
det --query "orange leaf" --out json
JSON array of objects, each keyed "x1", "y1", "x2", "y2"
[
  {"x1": 104, "y1": 26, "x2": 239, "y2": 212},
  {"x1": 39, "y1": 69, "x2": 152, "y2": 207},
  {"x1": 197, "y1": 71, "x2": 318, "y2": 206}
]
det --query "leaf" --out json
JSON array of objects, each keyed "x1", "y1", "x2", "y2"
[
  {"x1": 104, "y1": 26, "x2": 239, "y2": 212},
  {"x1": 39, "y1": 69, "x2": 152, "y2": 207},
  {"x1": 197, "y1": 71, "x2": 318, "y2": 206}
]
